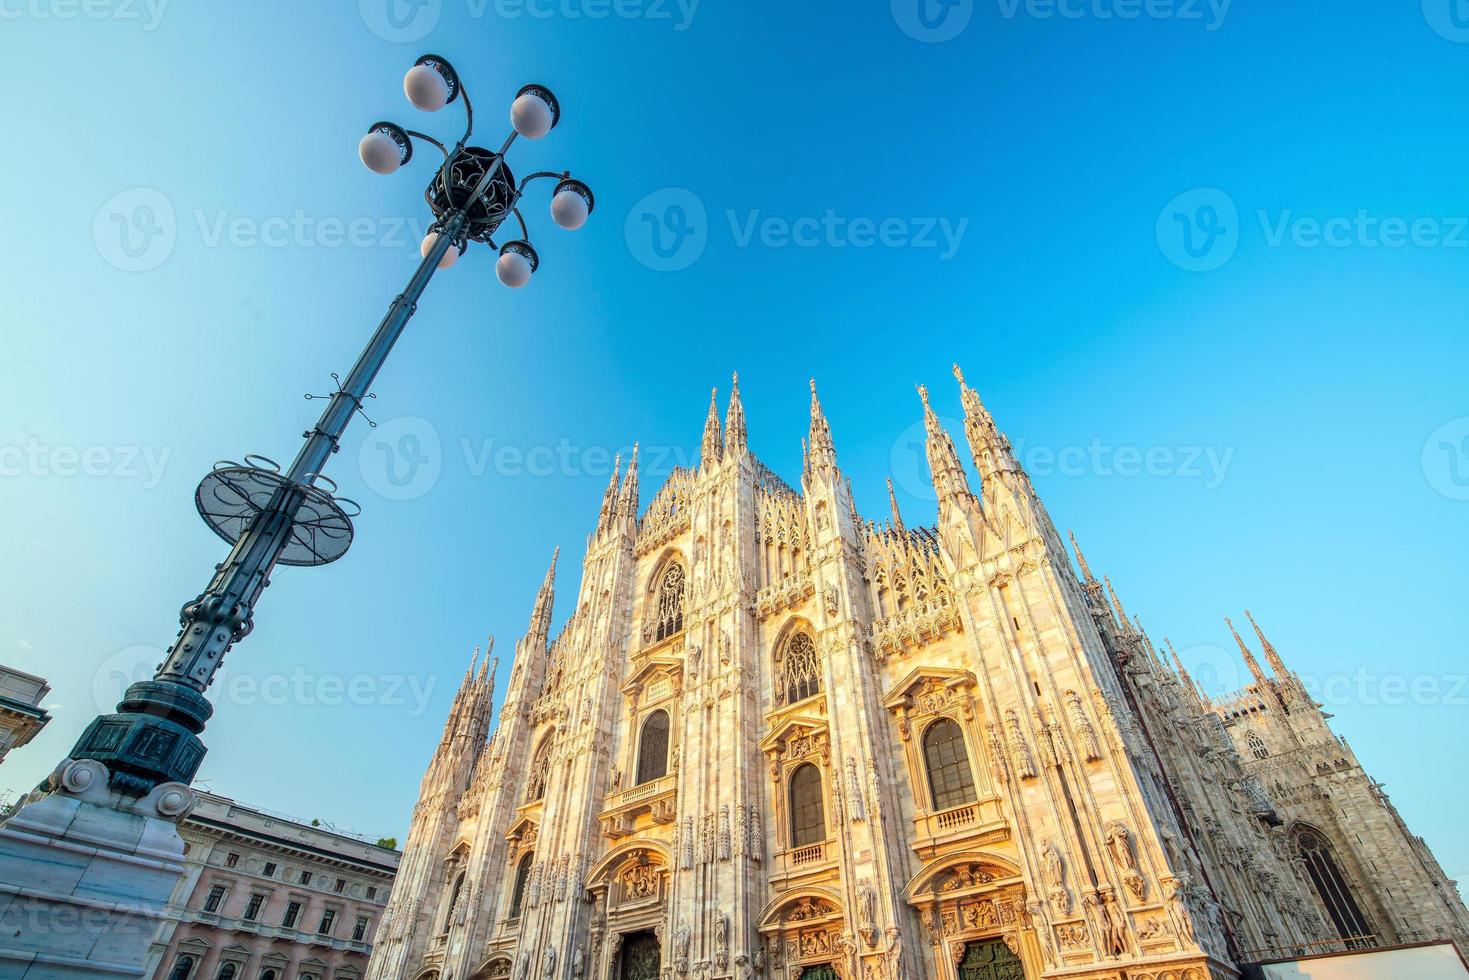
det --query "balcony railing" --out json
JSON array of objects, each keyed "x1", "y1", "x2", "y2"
[
  {"x1": 911, "y1": 797, "x2": 1007, "y2": 853},
  {"x1": 935, "y1": 803, "x2": 977, "y2": 831},
  {"x1": 790, "y1": 843, "x2": 824, "y2": 866}
]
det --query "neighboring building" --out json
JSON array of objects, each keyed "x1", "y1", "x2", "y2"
[
  {"x1": 0, "y1": 665, "x2": 50, "y2": 765},
  {"x1": 365, "y1": 370, "x2": 1468, "y2": 980},
  {"x1": 147, "y1": 791, "x2": 401, "y2": 980}
]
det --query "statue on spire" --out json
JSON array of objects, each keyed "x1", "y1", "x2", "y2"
[
  {"x1": 700, "y1": 388, "x2": 722, "y2": 471},
  {"x1": 724, "y1": 372, "x2": 747, "y2": 454}
]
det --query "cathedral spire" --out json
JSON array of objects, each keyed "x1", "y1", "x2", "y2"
[
  {"x1": 953, "y1": 362, "x2": 1018, "y2": 489},
  {"x1": 724, "y1": 372, "x2": 747, "y2": 455},
  {"x1": 1165, "y1": 636, "x2": 1207, "y2": 705},
  {"x1": 805, "y1": 378, "x2": 838, "y2": 476},
  {"x1": 598, "y1": 453, "x2": 622, "y2": 532},
  {"x1": 1245, "y1": 609, "x2": 1289, "y2": 675},
  {"x1": 700, "y1": 387, "x2": 722, "y2": 471},
  {"x1": 617, "y1": 443, "x2": 640, "y2": 522},
  {"x1": 917, "y1": 383, "x2": 973, "y2": 503},
  {"x1": 1104, "y1": 576, "x2": 1134, "y2": 635},
  {"x1": 477, "y1": 635, "x2": 493, "y2": 682},
  {"x1": 887, "y1": 477, "x2": 905, "y2": 535},
  {"x1": 1226, "y1": 616, "x2": 1269, "y2": 687},
  {"x1": 528, "y1": 547, "x2": 559, "y2": 642},
  {"x1": 1068, "y1": 529, "x2": 1096, "y2": 583}
]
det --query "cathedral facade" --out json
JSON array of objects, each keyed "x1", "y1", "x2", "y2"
[{"x1": 365, "y1": 369, "x2": 1468, "y2": 980}]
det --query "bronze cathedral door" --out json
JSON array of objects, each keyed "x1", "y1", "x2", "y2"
[
  {"x1": 956, "y1": 939, "x2": 1023, "y2": 980},
  {"x1": 619, "y1": 931, "x2": 661, "y2": 980}
]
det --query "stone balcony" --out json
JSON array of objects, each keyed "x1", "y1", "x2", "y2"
[
  {"x1": 769, "y1": 837, "x2": 837, "y2": 888},
  {"x1": 909, "y1": 797, "x2": 1008, "y2": 859},
  {"x1": 600, "y1": 773, "x2": 677, "y2": 840}
]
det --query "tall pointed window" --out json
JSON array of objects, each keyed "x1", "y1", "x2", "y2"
[
  {"x1": 923, "y1": 718, "x2": 978, "y2": 810},
  {"x1": 779, "y1": 631, "x2": 822, "y2": 706},
  {"x1": 1295, "y1": 829, "x2": 1375, "y2": 947},
  {"x1": 654, "y1": 563, "x2": 685, "y2": 641},
  {"x1": 527, "y1": 737, "x2": 553, "y2": 802},
  {"x1": 789, "y1": 763, "x2": 825, "y2": 847},
  {"x1": 1247, "y1": 731, "x2": 1269, "y2": 760},
  {"x1": 636, "y1": 710, "x2": 670, "y2": 784},
  {"x1": 509, "y1": 853, "x2": 534, "y2": 919},
  {"x1": 442, "y1": 871, "x2": 465, "y2": 931}
]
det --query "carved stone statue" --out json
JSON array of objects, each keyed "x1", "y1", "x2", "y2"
[{"x1": 543, "y1": 946, "x2": 556, "y2": 979}]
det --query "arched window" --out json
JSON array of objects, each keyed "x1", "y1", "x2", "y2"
[
  {"x1": 922, "y1": 718, "x2": 978, "y2": 810},
  {"x1": 167, "y1": 956, "x2": 195, "y2": 980},
  {"x1": 526, "y1": 737, "x2": 552, "y2": 802},
  {"x1": 442, "y1": 870, "x2": 465, "y2": 931},
  {"x1": 508, "y1": 852, "x2": 534, "y2": 919},
  {"x1": 1295, "y1": 829, "x2": 1375, "y2": 946},
  {"x1": 259, "y1": 972, "x2": 277, "y2": 980},
  {"x1": 636, "y1": 710, "x2": 670, "y2": 784},
  {"x1": 779, "y1": 631, "x2": 822, "y2": 706},
  {"x1": 654, "y1": 563, "x2": 686, "y2": 641},
  {"x1": 1247, "y1": 731, "x2": 1269, "y2": 760},
  {"x1": 216, "y1": 965, "x2": 238, "y2": 980},
  {"x1": 788, "y1": 763, "x2": 825, "y2": 847}
]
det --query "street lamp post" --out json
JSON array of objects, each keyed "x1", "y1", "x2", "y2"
[{"x1": 68, "y1": 55, "x2": 595, "y2": 797}]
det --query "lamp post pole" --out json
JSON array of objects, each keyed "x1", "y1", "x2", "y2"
[{"x1": 65, "y1": 58, "x2": 594, "y2": 797}]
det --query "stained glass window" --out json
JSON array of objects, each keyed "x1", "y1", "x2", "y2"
[{"x1": 781, "y1": 632, "x2": 822, "y2": 705}]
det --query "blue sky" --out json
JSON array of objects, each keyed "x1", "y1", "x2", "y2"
[{"x1": 2, "y1": 0, "x2": 1467, "y2": 885}]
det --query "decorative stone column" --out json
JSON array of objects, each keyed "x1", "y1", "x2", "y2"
[{"x1": 0, "y1": 757, "x2": 196, "y2": 978}]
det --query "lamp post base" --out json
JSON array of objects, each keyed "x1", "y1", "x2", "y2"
[{"x1": 0, "y1": 759, "x2": 196, "y2": 979}]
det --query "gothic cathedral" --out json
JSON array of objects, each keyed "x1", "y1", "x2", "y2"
[{"x1": 365, "y1": 368, "x2": 1469, "y2": 980}]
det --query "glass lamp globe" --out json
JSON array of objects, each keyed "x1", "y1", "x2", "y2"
[
  {"x1": 496, "y1": 240, "x2": 538, "y2": 288},
  {"x1": 359, "y1": 132, "x2": 403, "y2": 175},
  {"x1": 421, "y1": 232, "x2": 461, "y2": 270},
  {"x1": 510, "y1": 85, "x2": 560, "y2": 139},
  {"x1": 404, "y1": 64, "x2": 451, "y2": 111},
  {"x1": 550, "y1": 179, "x2": 594, "y2": 230}
]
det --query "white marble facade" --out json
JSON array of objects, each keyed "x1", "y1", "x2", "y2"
[{"x1": 365, "y1": 369, "x2": 1468, "y2": 980}]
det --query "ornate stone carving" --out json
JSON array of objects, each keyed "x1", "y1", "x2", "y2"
[
  {"x1": 1065, "y1": 689, "x2": 1103, "y2": 762},
  {"x1": 1005, "y1": 710, "x2": 1037, "y2": 780}
]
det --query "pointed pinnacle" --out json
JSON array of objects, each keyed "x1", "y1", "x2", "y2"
[
  {"x1": 1245, "y1": 608, "x2": 1287, "y2": 672},
  {"x1": 887, "y1": 477, "x2": 905, "y2": 532},
  {"x1": 952, "y1": 362, "x2": 967, "y2": 387},
  {"x1": 916, "y1": 383, "x2": 931, "y2": 409},
  {"x1": 1226, "y1": 616, "x2": 1267, "y2": 681},
  {"x1": 1068, "y1": 529, "x2": 1095, "y2": 582}
]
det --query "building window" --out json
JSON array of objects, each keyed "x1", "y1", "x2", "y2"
[
  {"x1": 282, "y1": 901, "x2": 302, "y2": 929},
  {"x1": 259, "y1": 971, "x2": 277, "y2": 980},
  {"x1": 654, "y1": 563, "x2": 686, "y2": 642},
  {"x1": 1247, "y1": 731, "x2": 1269, "y2": 760},
  {"x1": 778, "y1": 631, "x2": 822, "y2": 706},
  {"x1": 1295, "y1": 829, "x2": 1376, "y2": 946},
  {"x1": 263, "y1": 862, "x2": 277, "y2": 878},
  {"x1": 224, "y1": 852, "x2": 240, "y2": 868},
  {"x1": 318, "y1": 908, "x2": 337, "y2": 936},
  {"x1": 353, "y1": 915, "x2": 369, "y2": 941},
  {"x1": 334, "y1": 878, "x2": 346, "y2": 894},
  {"x1": 922, "y1": 718, "x2": 978, "y2": 811},
  {"x1": 788, "y1": 763, "x2": 825, "y2": 847},
  {"x1": 203, "y1": 884, "x2": 227, "y2": 913},
  {"x1": 367, "y1": 886, "x2": 377, "y2": 900},
  {"x1": 300, "y1": 871, "x2": 312, "y2": 885},
  {"x1": 635, "y1": 710, "x2": 670, "y2": 784},
  {"x1": 167, "y1": 955, "x2": 195, "y2": 980},
  {"x1": 526, "y1": 737, "x2": 553, "y2": 802},
  {"x1": 216, "y1": 964, "x2": 238, "y2": 980},
  {"x1": 244, "y1": 894, "x2": 264, "y2": 921},
  {"x1": 509, "y1": 853, "x2": 534, "y2": 919}
]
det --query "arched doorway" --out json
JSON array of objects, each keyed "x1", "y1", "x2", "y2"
[
  {"x1": 795, "y1": 966, "x2": 837, "y2": 980},
  {"x1": 618, "y1": 930, "x2": 661, "y2": 980},
  {"x1": 956, "y1": 939, "x2": 1023, "y2": 980}
]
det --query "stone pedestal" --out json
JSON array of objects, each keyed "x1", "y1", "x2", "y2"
[{"x1": 0, "y1": 758, "x2": 194, "y2": 980}]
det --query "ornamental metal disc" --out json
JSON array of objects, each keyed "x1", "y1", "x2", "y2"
[{"x1": 195, "y1": 465, "x2": 355, "y2": 567}]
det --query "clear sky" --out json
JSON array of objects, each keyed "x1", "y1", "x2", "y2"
[{"x1": 2, "y1": 0, "x2": 1466, "y2": 885}]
